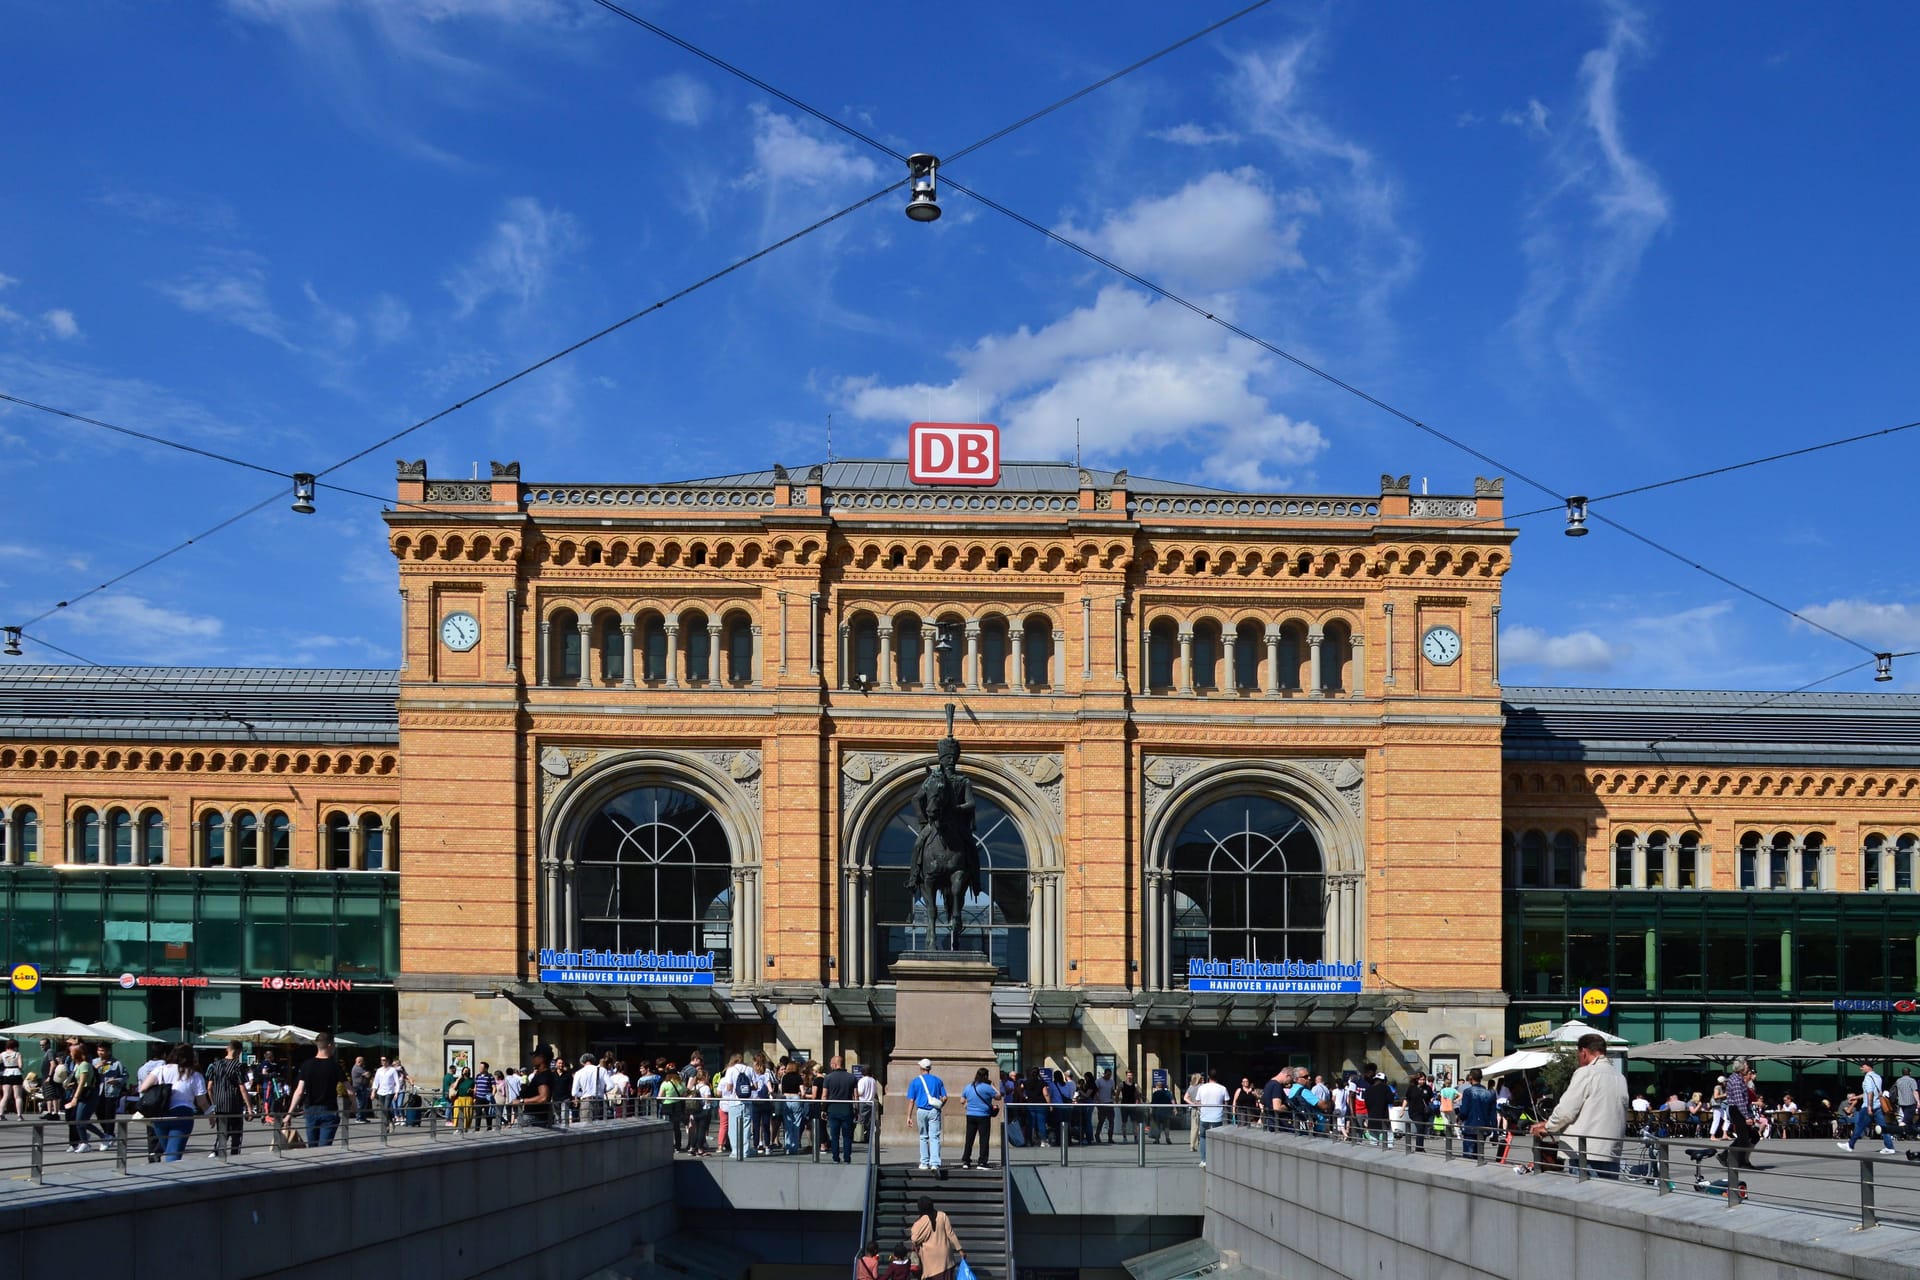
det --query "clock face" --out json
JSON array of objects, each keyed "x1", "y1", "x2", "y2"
[
  {"x1": 1421, "y1": 625, "x2": 1462, "y2": 667},
  {"x1": 440, "y1": 611, "x2": 480, "y2": 652}
]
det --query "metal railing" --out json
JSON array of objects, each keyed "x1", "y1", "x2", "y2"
[{"x1": 1000, "y1": 1101, "x2": 1220, "y2": 1167}]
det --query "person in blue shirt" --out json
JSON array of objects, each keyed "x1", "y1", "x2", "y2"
[
  {"x1": 961, "y1": 1067, "x2": 1000, "y2": 1169},
  {"x1": 906, "y1": 1057, "x2": 949, "y2": 1170}
]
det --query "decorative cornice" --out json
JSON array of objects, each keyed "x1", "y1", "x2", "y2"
[
  {"x1": 0, "y1": 743, "x2": 399, "y2": 779},
  {"x1": 1505, "y1": 764, "x2": 1920, "y2": 801}
]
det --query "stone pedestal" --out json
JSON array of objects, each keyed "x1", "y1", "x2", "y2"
[{"x1": 885, "y1": 950, "x2": 998, "y2": 1157}]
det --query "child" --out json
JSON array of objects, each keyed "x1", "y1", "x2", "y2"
[
  {"x1": 855, "y1": 1241, "x2": 882, "y2": 1280},
  {"x1": 883, "y1": 1241, "x2": 915, "y2": 1280}
]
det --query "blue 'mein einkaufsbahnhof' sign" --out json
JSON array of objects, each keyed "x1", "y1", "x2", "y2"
[
  {"x1": 1185, "y1": 958, "x2": 1364, "y2": 994},
  {"x1": 537, "y1": 949, "x2": 717, "y2": 987}
]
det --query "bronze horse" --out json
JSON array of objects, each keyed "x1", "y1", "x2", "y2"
[{"x1": 905, "y1": 730, "x2": 982, "y2": 951}]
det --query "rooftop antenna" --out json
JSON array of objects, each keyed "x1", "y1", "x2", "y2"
[
  {"x1": 1075, "y1": 417, "x2": 1082, "y2": 470},
  {"x1": 826, "y1": 413, "x2": 833, "y2": 464},
  {"x1": 472, "y1": 461, "x2": 479, "y2": 480}
]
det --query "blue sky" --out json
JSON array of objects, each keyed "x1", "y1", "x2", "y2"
[{"x1": 2, "y1": 1, "x2": 1917, "y2": 691}]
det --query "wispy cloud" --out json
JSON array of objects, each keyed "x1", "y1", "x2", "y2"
[
  {"x1": 62, "y1": 593, "x2": 225, "y2": 662},
  {"x1": 651, "y1": 72, "x2": 713, "y2": 128},
  {"x1": 1796, "y1": 599, "x2": 1920, "y2": 652},
  {"x1": 1152, "y1": 122, "x2": 1241, "y2": 147},
  {"x1": 443, "y1": 197, "x2": 582, "y2": 318},
  {"x1": 739, "y1": 106, "x2": 880, "y2": 190},
  {"x1": 1060, "y1": 168, "x2": 1309, "y2": 291},
  {"x1": 1510, "y1": 4, "x2": 1670, "y2": 386},
  {"x1": 155, "y1": 253, "x2": 294, "y2": 348},
  {"x1": 1501, "y1": 99, "x2": 1551, "y2": 138},
  {"x1": 1502, "y1": 624, "x2": 1621, "y2": 672},
  {"x1": 41, "y1": 309, "x2": 81, "y2": 340},
  {"x1": 93, "y1": 187, "x2": 240, "y2": 235}
]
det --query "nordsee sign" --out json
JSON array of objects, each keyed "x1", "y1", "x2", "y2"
[
  {"x1": 537, "y1": 949, "x2": 717, "y2": 986},
  {"x1": 1186, "y1": 958, "x2": 1364, "y2": 994}
]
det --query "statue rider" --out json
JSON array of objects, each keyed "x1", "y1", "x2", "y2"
[{"x1": 905, "y1": 709, "x2": 981, "y2": 950}]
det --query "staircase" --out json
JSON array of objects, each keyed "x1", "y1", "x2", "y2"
[{"x1": 871, "y1": 1165, "x2": 1012, "y2": 1280}]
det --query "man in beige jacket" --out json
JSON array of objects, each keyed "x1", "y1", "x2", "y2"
[{"x1": 1530, "y1": 1033, "x2": 1628, "y2": 1172}]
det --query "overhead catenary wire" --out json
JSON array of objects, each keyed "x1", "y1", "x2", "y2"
[
  {"x1": 1642, "y1": 653, "x2": 1918, "y2": 751},
  {"x1": 11, "y1": 629, "x2": 261, "y2": 732}
]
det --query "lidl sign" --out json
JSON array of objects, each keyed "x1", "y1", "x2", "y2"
[
  {"x1": 9, "y1": 963, "x2": 38, "y2": 993},
  {"x1": 908, "y1": 422, "x2": 1000, "y2": 486},
  {"x1": 1580, "y1": 987, "x2": 1611, "y2": 1016}
]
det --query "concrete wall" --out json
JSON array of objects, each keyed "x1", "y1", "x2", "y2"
[
  {"x1": 1204, "y1": 1125, "x2": 1920, "y2": 1280},
  {"x1": 0, "y1": 1120, "x2": 674, "y2": 1280}
]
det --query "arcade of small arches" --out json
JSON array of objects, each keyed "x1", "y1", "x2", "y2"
[
  {"x1": 0, "y1": 746, "x2": 398, "y2": 777},
  {"x1": 540, "y1": 603, "x2": 761, "y2": 690},
  {"x1": 1507, "y1": 824, "x2": 1920, "y2": 894},
  {"x1": 0, "y1": 801, "x2": 397, "y2": 871},
  {"x1": 1142, "y1": 611, "x2": 1360, "y2": 697},
  {"x1": 839, "y1": 608, "x2": 1063, "y2": 693},
  {"x1": 1505, "y1": 767, "x2": 1920, "y2": 800}
]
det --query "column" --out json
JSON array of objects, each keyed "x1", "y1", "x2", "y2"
[
  {"x1": 664, "y1": 614, "x2": 681, "y2": 689},
  {"x1": 1382, "y1": 602, "x2": 1395, "y2": 686},
  {"x1": 1307, "y1": 626, "x2": 1325, "y2": 698},
  {"x1": 964, "y1": 621, "x2": 981, "y2": 692},
  {"x1": 562, "y1": 852, "x2": 578, "y2": 949},
  {"x1": 576, "y1": 617, "x2": 593, "y2": 685},
  {"x1": 191, "y1": 817, "x2": 204, "y2": 869},
  {"x1": 1113, "y1": 596, "x2": 1127, "y2": 680},
  {"x1": 751, "y1": 624, "x2": 764, "y2": 687},
  {"x1": 1350, "y1": 631, "x2": 1366, "y2": 696},
  {"x1": 1630, "y1": 839, "x2": 1646, "y2": 889},
  {"x1": 707, "y1": 619, "x2": 723, "y2": 686},
  {"x1": 1264, "y1": 624, "x2": 1282, "y2": 696},
  {"x1": 1052, "y1": 628, "x2": 1066, "y2": 690},
  {"x1": 1009, "y1": 625, "x2": 1026, "y2": 693},
  {"x1": 1177, "y1": 627, "x2": 1194, "y2": 695},
  {"x1": 620, "y1": 616, "x2": 636, "y2": 688},
  {"x1": 505, "y1": 588, "x2": 518, "y2": 673},
  {"x1": 1082, "y1": 597, "x2": 1093, "y2": 680},
  {"x1": 537, "y1": 619, "x2": 551, "y2": 686},
  {"x1": 350, "y1": 818, "x2": 365, "y2": 872},
  {"x1": 808, "y1": 593, "x2": 821, "y2": 676},
  {"x1": 543, "y1": 852, "x2": 563, "y2": 949},
  {"x1": 397, "y1": 588, "x2": 409, "y2": 672},
  {"x1": 1492, "y1": 605, "x2": 1502, "y2": 687},
  {"x1": 1143, "y1": 869, "x2": 1165, "y2": 990},
  {"x1": 877, "y1": 621, "x2": 895, "y2": 691},
  {"x1": 921, "y1": 623, "x2": 937, "y2": 687},
  {"x1": 836, "y1": 623, "x2": 851, "y2": 690}
]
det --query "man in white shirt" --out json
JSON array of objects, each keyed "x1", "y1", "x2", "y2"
[
  {"x1": 1531, "y1": 1033, "x2": 1629, "y2": 1170},
  {"x1": 1193, "y1": 1070, "x2": 1231, "y2": 1166},
  {"x1": 1844, "y1": 1059, "x2": 1897, "y2": 1154},
  {"x1": 371, "y1": 1056, "x2": 401, "y2": 1130},
  {"x1": 606, "y1": 1063, "x2": 631, "y2": 1117},
  {"x1": 572, "y1": 1052, "x2": 609, "y2": 1121},
  {"x1": 854, "y1": 1065, "x2": 880, "y2": 1144}
]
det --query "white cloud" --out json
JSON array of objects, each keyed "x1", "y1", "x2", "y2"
[
  {"x1": 443, "y1": 197, "x2": 582, "y2": 318},
  {"x1": 1797, "y1": 599, "x2": 1920, "y2": 652},
  {"x1": 368, "y1": 292, "x2": 412, "y2": 343},
  {"x1": 93, "y1": 188, "x2": 240, "y2": 235},
  {"x1": 740, "y1": 106, "x2": 880, "y2": 189},
  {"x1": 1511, "y1": 4, "x2": 1670, "y2": 384},
  {"x1": 1501, "y1": 99, "x2": 1551, "y2": 138},
  {"x1": 65, "y1": 594, "x2": 223, "y2": 642},
  {"x1": 1501, "y1": 624, "x2": 1622, "y2": 672},
  {"x1": 156, "y1": 255, "x2": 293, "y2": 348},
  {"x1": 41, "y1": 309, "x2": 81, "y2": 340},
  {"x1": 651, "y1": 72, "x2": 712, "y2": 127},
  {"x1": 1061, "y1": 168, "x2": 1307, "y2": 291},
  {"x1": 1152, "y1": 122, "x2": 1241, "y2": 146},
  {"x1": 837, "y1": 284, "x2": 1326, "y2": 489}
]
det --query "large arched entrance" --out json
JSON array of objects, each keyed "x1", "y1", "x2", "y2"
[
  {"x1": 574, "y1": 784, "x2": 735, "y2": 975},
  {"x1": 1167, "y1": 793, "x2": 1326, "y2": 976},
  {"x1": 869, "y1": 790, "x2": 1030, "y2": 981}
]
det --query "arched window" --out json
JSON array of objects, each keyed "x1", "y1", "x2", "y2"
[
  {"x1": 1645, "y1": 831, "x2": 1669, "y2": 888},
  {"x1": 1866, "y1": 833, "x2": 1887, "y2": 890},
  {"x1": 1768, "y1": 832, "x2": 1792, "y2": 889},
  {"x1": 574, "y1": 784, "x2": 733, "y2": 977},
  {"x1": 1898, "y1": 835, "x2": 1917, "y2": 892},
  {"x1": 642, "y1": 614, "x2": 668, "y2": 683},
  {"x1": 871, "y1": 791, "x2": 1029, "y2": 982},
  {"x1": 1232, "y1": 621, "x2": 1262, "y2": 691},
  {"x1": 849, "y1": 613, "x2": 879, "y2": 688},
  {"x1": 1168, "y1": 794, "x2": 1324, "y2": 976},
  {"x1": 1321, "y1": 621, "x2": 1352, "y2": 693},
  {"x1": 107, "y1": 808, "x2": 133, "y2": 866},
  {"x1": 597, "y1": 612, "x2": 625, "y2": 684},
  {"x1": 327, "y1": 812, "x2": 352, "y2": 870},
  {"x1": 17, "y1": 806, "x2": 38, "y2": 862},
  {"x1": 1739, "y1": 832, "x2": 1762, "y2": 888},
  {"x1": 980, "y1": 616, "x2": 1009, "y2": 688},
  {"x1": 139, "y1": 811, "x2": 165, "y2": 865},
  {"x1": 1146, "y1": 619, "x2": 1177, "y2": 691},
  {"x1": 266, "y1": 812, "x2": 291, "y2": 868},
  {"x1": 202, "y1": 812, "x2": 226, "y2": 868},
  {"x1": 73, "y1": 806, "x2": 100, "y2": 864},
  {"x1": 1800, "y1": 832, "x2": 1826, "y2": 890},
  {"x1": 1277, "y1": 623, "x2": 1306, "y2": 690},
  {"x1": 1191, "y1": 621, "x2": 1221, "y2": 691},
  {"x1": 725, "y1": 611, "x2": 756, "y2": 685},
  {"x1": 1613, "y1": 831, "x2": 1637, "y2": 888},
  {"x1": 935, "y1": 616, "x2": 965, "y2": 687},
  {"x1": 894, "y1": 613, "x2": 924, "y2": 688},
  {"x1": 1550, "y1": 830, "x2": 1581, "y2": 887},
  {"x1": 1518, "y1": 829, "x2": 1547, "y2": 886},
  {"x1": 1677, "y1": 831, "x2": 1701, "y2": 888},
  {"x1": 235, "y1": 811, "x2": 259, "y2": 869},
  {"x1": 683, "y1": 610, "x2": 712, "y2": 684},
  {"x1": 361, "y1": 814, "x2": 384, "y2": 872},
  {"x1": 551, "y1": 609, "x2": 582, "y2": 685},
  {"x1": 1022, "y1": 617, "x2": 1052, "y2": 689}
]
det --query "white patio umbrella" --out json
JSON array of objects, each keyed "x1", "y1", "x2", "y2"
[
  {"x1": 84, "y1": 1020, "x2": 153, "y2": 1043},
  {"x1": 204, "y1": 1021, "x2": 354, "y2": 1046},
  {"x1": 1480, "y1": 1049, "x2": 1557, "y2": 1077},
  {"x1": 0, "y1": 1016, "x2": 114, "y2": 1041}
]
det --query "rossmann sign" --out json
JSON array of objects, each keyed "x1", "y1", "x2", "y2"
[{"x1": 908, "y1": 422, "x2": 1000, "y2": 486}]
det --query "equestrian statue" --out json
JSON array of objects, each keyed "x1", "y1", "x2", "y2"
[{"x1": 905, "y1": 704, "x2": 982, "y2": 951}]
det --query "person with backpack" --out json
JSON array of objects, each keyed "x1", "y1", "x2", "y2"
[
  {"x1": 139, "y1": 1044, "x2": 208, "y2": 1162},
  {"x1": 61, "y1": 1038, "x2": 108, "y2": 1152},
  {"x1": 206, "y1": 1040, "x2": 254, "y2": 1157},
  {"x1": 93, "y1": 1044, "x2": 128, "y2": 1132},
  {"x1": 659, "y1": 1067, "x2": 688, "y2": 1150}
]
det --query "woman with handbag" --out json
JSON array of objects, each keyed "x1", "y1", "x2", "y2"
[
  {"x1": 961, "y1": 1067, "x2": 999, "y2": 1169},
  {"x1": 909, "y1": 1196, "x2": 965, "y2": 1280},
  {"x1": 139, "y1": 1044, "x2": 207, "y2": 1162}
]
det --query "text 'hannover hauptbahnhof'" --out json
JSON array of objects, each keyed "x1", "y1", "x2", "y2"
[{"x1": 5, "y1": 456, "x2": 1919, "y2": 1088}]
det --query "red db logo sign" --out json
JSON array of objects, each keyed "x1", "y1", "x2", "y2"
[{"x1": 908, "y1": 423, "x2": 1000, "y2": 486}]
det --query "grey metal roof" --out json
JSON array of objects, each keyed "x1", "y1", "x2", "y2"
[
  {"x1": 0, "y1": 666, "x2": 398, "y2": 745},
  {"x1": 1503, "y1": 685, "x2": 1920, "y2": 767},
  {"x1": 671, "y1": 459, "x2": 1232, "y2": 496}
]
